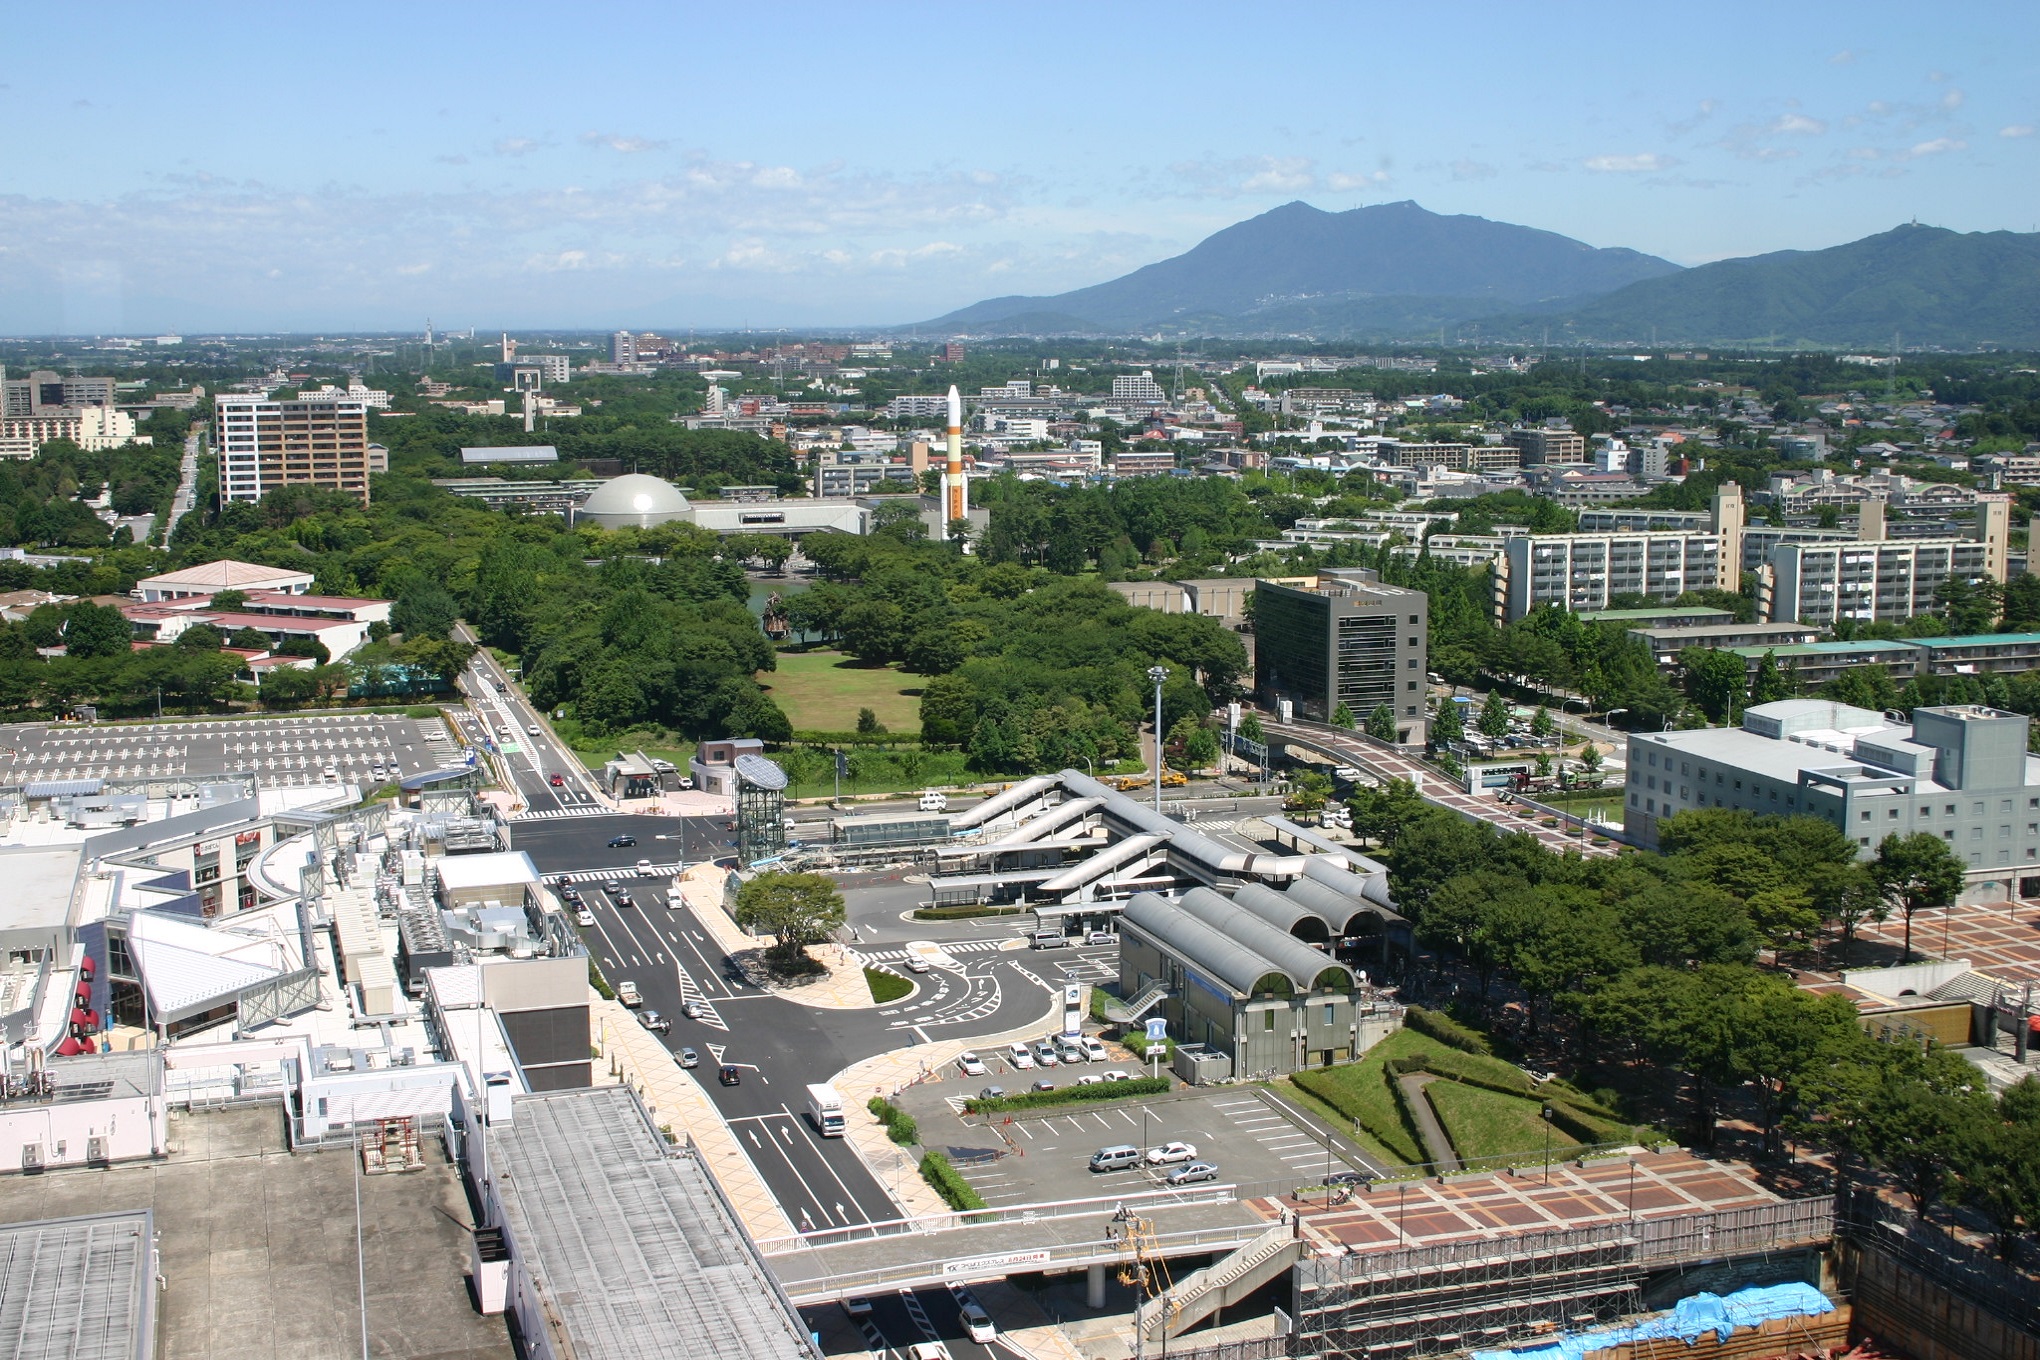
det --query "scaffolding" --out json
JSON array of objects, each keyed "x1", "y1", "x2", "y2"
[
  {"x1": 1291, "y1": 1198, "x2": 1835, "y2": 1359},
  {"x1": 734, "y1": 753, "x2": 788, "y2": 865}
]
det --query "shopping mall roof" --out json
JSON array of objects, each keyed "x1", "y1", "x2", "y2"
[
  {"x1": 492, "y1": 1085, "x2": 813, "y2": 1360},
  {"x1": 0, "y1": 1210, "x2": 156, "y2": 1360}
]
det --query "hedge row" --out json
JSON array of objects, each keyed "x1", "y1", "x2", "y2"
[
  {"x1": 1383, "y1": 1049, "x2": 1631, "y2": 1146},
  {"x1": 920, "y1": 1151, "x2": 986, "y2": 1211},
  {"x1": 1403, "y1": 1005, "x2": 1492, "y2": 1056},
  {"x1": 964, "y1": 1075, "x2": 1169, "y2": 1115},
  {"x1": 588, "y1": 958, "x2": 615, "y2": 1002},
  {"x1": 911, "y1": 905, "x2": 1024, "y2": 921},
  {"x1": 867, "y1": 1096, "x2": 918, "y2": 1146}
]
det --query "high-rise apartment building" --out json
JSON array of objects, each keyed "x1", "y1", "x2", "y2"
[
  {"x1": 1112, "y1": 372, "x2": 1167, "y2": 405},
  {"x1": 1503, "y1": 427, "x2": 1587, "y2": 465},
  {"x1": 1254, "y1": 568, "x2": 1429, "y2": 743},
  {"x1": 610, "y1": 330, "x2": 637, "y2": 365},
  {"x1": 215, "y1": 394, "x2": 373, "y2": 505}
]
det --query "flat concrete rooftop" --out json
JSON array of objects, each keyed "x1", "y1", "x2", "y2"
[{"x1": 0, "y1": 1105, "x2": 512, "y2": 1360}]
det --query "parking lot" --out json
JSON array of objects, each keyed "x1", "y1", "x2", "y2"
[
  {"x1": 892, "y1": 1076, "x2": 1377, "y2": 1208},
  {"x1": 0, "y1": 713, "x2": 455, "y2": 788}
]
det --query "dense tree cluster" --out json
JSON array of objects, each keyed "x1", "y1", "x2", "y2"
[
  {"x1": 1380, "y1": 796, "x2": 2038, "y2": 1254},
  {"x1": 787, "y1": 523, "x2": 1247, "y2": 773}
]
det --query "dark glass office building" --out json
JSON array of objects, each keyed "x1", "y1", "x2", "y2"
[{"x1": 1254, "y1": 569, "x2": 1429, "y2": 743}]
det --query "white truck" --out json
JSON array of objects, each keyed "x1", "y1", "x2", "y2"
[{"x1": 805, "y1": 1082, "x2": 846, "y2": 1138}]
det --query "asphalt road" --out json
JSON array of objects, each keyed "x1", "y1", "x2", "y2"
[
  {"x1": 454, "y1": 636, "x2": 607, "y2": 815},
  {"x1": 518, "y1": 820, "x2": 1067, "y2": 1234},
  {"x1": 811, "y1": 1283, "x2": 1002, "y2": 1360}
]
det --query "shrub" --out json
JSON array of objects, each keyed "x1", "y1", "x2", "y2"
[
  {"x1": 1404, "y1": 1004, "x2": 1493, "y2": 1056},
  {"x1": 588, "y1": 958, "x2": 614, "y2": 1001},
  {"x1": 964, "y1": 1075, "x2": 1169, "y2": 1114},
  {"x1": 911, "y1": 905, "x2": 1024, "y2": 920},
  {"x1": 920, "y1": 1151, "x2": 987, "y2": 1211},
  {"x1": 867, "y1": 1095, "x2": 919, "y2": 1146}
]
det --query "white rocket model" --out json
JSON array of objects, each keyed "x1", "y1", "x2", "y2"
[{"x1": 942, "y1": 384, "x2": 967, "y2": 539}]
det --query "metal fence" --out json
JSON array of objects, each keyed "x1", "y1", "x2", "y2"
[{"x1": 1840, "y1": 1187, "x2": 2040, "y2": 1329}]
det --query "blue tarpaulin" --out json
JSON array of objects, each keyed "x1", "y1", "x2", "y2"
[{"x1": 1471, "y1": 1282, "x2": 1835, "y2": 1360}]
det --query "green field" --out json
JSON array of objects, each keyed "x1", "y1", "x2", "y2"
[
  {"x1": 1290, "y1": 1028, "x2": 1438, "y2": 1166},
  {"x1": 761, "y1": 650, "x2": 922, "y2": 733},
  {"x1": 1424, "y1": 1078, "x2": 1581, "y2": 1164}
]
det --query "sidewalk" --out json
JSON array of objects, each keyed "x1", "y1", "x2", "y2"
[
  {"x1": 590, "y1": 990, "x2": 795, "y2": 1241},
  {"x1": 677, "y1": 862, "x2": 879, "y2": 1009},
  {"x1": 832, "y1": 991, "x2": 1065, "y2": 1220}
]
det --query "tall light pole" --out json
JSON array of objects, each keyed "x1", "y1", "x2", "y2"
[{"x1": 1147, "y1": 666, "x2": 1169, "y2": 812}]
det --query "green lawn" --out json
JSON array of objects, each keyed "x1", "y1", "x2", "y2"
[
  {"x1": 1423, "y1": 1078, "x2": 1581, "y2": 1164},
  {"x1": 1271, "y1": 1077, "x2": 1413, "y2": 1170},
  {"x1": 866, "y1": 967, "x2": 913, "y2": 1004},
  {"x1": 1290, "y1": 1028, "x2": 1439, "y2": 1166},
  {"x1": 761, "y1": 650, "x2": 922, "y2": 732}
]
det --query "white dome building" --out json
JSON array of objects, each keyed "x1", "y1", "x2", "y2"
[{"x1": 575, "y1": 474, "x2": 692, "y2": 529}]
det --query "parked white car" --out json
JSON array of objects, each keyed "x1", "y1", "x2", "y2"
[
  {"x1": 1145, "y1": 1141, "x2": 1198, "y2": 1165},
  {"x1": 956, "y1": 1051, "x2": 989, "y2": 1078},
  {"x1": 1006, "y1": 1043, "x2": 1036, "y2": 1070}
]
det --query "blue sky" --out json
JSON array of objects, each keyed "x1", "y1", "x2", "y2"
[{"x1": 5, "y1": 0, "x2": 2036, "y2": 334}]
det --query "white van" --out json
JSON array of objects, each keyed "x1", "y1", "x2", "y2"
[
  {"x1": 918, "y1": 790, "x2": 949, "y2": 813},
  {"x1": 1030, "y1": 930, "x2": 1069, "y2": 950}
]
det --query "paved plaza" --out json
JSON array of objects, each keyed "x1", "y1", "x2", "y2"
[
  {"x1": 1268, "y1": 1149, "x2": 1780, "y2": 1251},
  {"x1": 0, "y1": 712, "x2": 458, "y2": 788},
  {"x1": 1849, "y1": 895, "x2": 2040, "y2": 986}
]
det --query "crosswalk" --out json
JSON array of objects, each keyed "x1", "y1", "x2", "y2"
[
  {"x1": 856, "y1": 939, "x2": 1006, "y2": 965},
  {"x1": 556, "y1": 863, "x2": 683, "y2": 884},
  {"x1": 511, "y1": 804, "x2": 609, "y2": 821}
]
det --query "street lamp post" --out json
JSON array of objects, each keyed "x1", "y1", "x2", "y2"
[
  {"x1": 1541, "y1": 1105, "x2": 1555, "y2": 1184},
  {"x1": 1147, "y1": 666, "x2": 1169, "y2": 812}
]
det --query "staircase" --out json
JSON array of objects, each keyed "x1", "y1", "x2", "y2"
[
  {"x1": 1136, "y1": 1222, "x2": 1305, "y2": 1342},
  {"x1": 1103, "y1": 981, "x2": 1174, "y2": 1023}
]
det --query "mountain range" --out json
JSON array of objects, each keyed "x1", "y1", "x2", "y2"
[{"x1": 916, "y1": 201, "x2": 2040, "y2": 348}]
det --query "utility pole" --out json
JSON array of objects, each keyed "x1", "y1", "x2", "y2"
[{"x1": 1147, "y1": 666, "x2": 1169, "y2": 811}]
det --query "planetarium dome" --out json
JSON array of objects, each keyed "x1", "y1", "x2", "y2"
[{"x1": 576, "y1": 474, "x2": 692, "y2": 529}]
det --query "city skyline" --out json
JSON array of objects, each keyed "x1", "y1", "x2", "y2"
[{"x1": 3, "y1": 0, "x2": 2037, "y2": 333}]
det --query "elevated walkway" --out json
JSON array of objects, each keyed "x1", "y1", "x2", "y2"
[
  {"x1": 1137, "y1": 1222, "x2": 1306, "y2": 1342},
  {"x1": 1035, "y1": 831, "x2": 1169, "y2": 900}
]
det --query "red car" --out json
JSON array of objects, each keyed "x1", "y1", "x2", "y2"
[{"x1": 548, "y1": 773, "x2": 565, "y2": 787}]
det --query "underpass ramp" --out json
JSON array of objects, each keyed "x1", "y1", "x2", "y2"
[{"x1": 1137, "y1": 1222, "x2": 1304, "y2": 1343}]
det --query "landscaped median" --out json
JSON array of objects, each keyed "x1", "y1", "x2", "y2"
[{"x1": 963, "y1": 1075, "x2": 1170, "y2": 1115}]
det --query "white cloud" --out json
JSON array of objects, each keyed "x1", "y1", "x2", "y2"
[
  {"x1": 1768, "y1": 113, "x2": 1828, "y2": 135},
  {"x1": 1907, "y1": 137, "x2": 1966, "y2": 156},
  {"x1": 394, "y1": 262, "x2": 432, "y2": 276},
  {"x1": 1830, "y1": 49, "x2": 1859, "y2": 64},
  {"x1": 581, "y1": 132, "x2": 668, "y2": 154},
  {"x1": 1447, "y1": 159, "x2": 1498, "y2": 182},
  {"x1": 1166, "y1": 155, "x2": 1318, "y2": 197},
  {"x1": 1327, "y1": 169, "x2": 1393, "y2": 190},
  {"x1": 1584, "y1": 153, "x2": 1675, "y2": 173},
  {"x1": 2003, "y1": 124, "x2": 2037, "y2": 138},
  {"x1": 492, "y1": 137, "x2": 543, "y2": 157},
  {"x1": 1941, "y1": 89, "x2": 1965, "y2": 110}
]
